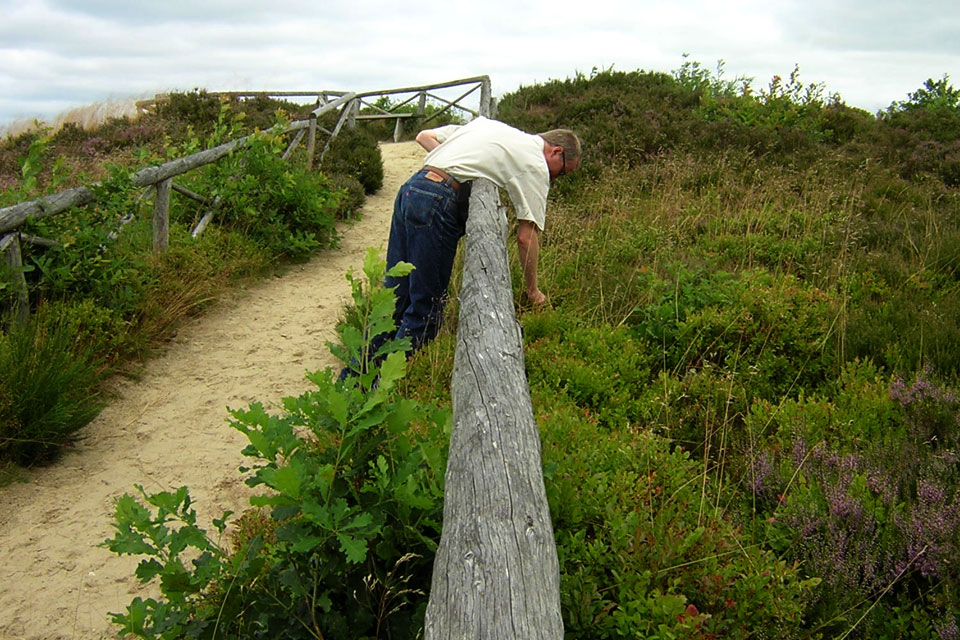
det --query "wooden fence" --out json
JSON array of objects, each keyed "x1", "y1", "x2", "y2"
[
  {"x1": 2, "y1": 73, "x2": 565, "y2": 637},
  {"x1": 0, "y1": 76, "x2": 492, "y2": 322},
  {"x1": 424, "y1": 180, "x2": 564, "y2": 639}
]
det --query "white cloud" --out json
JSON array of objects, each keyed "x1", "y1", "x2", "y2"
[{"x1": 1, "y1": 0, "x2": 958, "y2": 127}]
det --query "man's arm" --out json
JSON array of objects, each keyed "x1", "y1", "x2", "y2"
[
  {"x1": 517, "y1": 220, "x2": 546, "y2": 305},
  {"x1": 415, "y1": 130, "x2": 442, "y2": 152}
]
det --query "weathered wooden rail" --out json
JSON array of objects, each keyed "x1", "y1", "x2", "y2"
[
  {"x1": 424, "y1": 180, "x2": 563, "y2": 639},
  {"x1": 3, "y1": 74, "x2": 564, "y2": 636},
  {"x1": 0, "y1": 76, "x2": 492, "y2": 322}
]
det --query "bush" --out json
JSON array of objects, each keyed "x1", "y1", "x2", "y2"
[
  {"x1": 202, "y1": 131, "x2": 342, "y2": 260},
  {"x1": 320, "y1": 127, "x2": 384, "y2": 194},
  {"x1": 541, "y1": 401, "x2": 818, "y2": 639},
  {"x1": 633, "y1": 267, "x2": 838, "y2": 399},
  {"x1": 104, "y1": 250, "x2": 449, "y2": 640},
  {"x1": 325, "y1": 172, "x2": 366, "y2": 219},
  {"x1": 0, "y1": 306, "x2": 105, "y2": 465},
  {"x1": 744, "y1": 363, "x2": 960, "y2": 637}
]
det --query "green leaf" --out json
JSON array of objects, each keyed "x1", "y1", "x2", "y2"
[
  {"x1": 358, "y1": 351, "x2": 407, "y2": 415},
  {"x1": 385, "y1": 398, "x2": 418, "y2": 434},
  {"x1": 134, "y1": 558, "x2": 164, "y2": 583},
  {"x1": 290, "y1": 535, "x2": 325, "y2": 553},
  {"x1": 168, "y1": 526, "x2": 211, "y2": 557},
  {"x1": 120, "y1": 597, "x2": 149, "y2": 634},
  {"x1": 342, "y1": 511, "x2": 375, "y2": 532},
  {"x1": 323, "y1": 386, "x2": 349, "y2": 427},
  {"x1": 159, "y1": 563, "x2": 199, "y2": 596},
  {"x1": 337, "y1": 533, "x2": 368, "y2": 564},
  {"x1": 258, "y1": 463, "x2": 303, "y2": 499},
  {"x1": 212, "y1": 511, "x2": 233, "y2": 535},
  {"x1": 301, "y1": 501, "x2": 333, "y2": 528},
  {"x1": 385, "y1": 260, "x2": 414, "y2": 279}
]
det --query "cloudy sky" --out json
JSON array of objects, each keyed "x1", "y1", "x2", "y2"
[{"x1": 1, "y1": 0, "x2": 958, "y2": 130}]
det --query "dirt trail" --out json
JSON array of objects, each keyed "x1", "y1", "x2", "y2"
[{"x1": 0, "y1": 141, "x2": 425, "y2": 640}]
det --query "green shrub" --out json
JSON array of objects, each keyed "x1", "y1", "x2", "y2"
[
  {"x1": 23, "y1": 165, "x2": 151, "y2": 317},
  {"x1": 0, "y1": 306, "x2": 105, "y2": 464},
  {"x1": 523, "y1": 311, "x2": 655, "y2": 430},
  {"x1": 104, "y1": 250, "x2": 449, "y2": 640},
  {"x1": 321, "y1": 127, "x2": 384, "y2": 194},
  {"x1": 633, "y1": 267, "x2": 838, "y2": 399},
  {"x1": 325, "y1": 172, "x2": 366, "y2": 219},
  {"x1": 541, "y1": 401, "x2": 818, "y2": 639},
  {"x1": 202, "y1": 131, "x2": 342, "y2": 259}
]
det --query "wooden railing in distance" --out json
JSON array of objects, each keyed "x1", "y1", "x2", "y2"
[
  {"x1": 1, "y1": 76, "x2": 492, "y2": 323},
  {"x1": 423, "y1": 180, "x2": 563, "y2": 639},
  {"x1": 0, "y1": 92, "x2": 358, "y2": 324}
]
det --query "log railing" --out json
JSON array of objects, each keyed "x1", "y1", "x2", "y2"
[
  {"x1": 423, "y1": 181, "x2": 563, "y2": 639},
  {"x1": 0, "y1": 77, "x2": 492, "y2": 322}
]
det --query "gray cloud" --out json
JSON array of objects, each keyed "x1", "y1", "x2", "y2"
[{"x1": 2, "y1": 0, "x2": 958, "y2": 128}]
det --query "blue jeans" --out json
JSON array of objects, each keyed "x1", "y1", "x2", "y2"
[{"x1": 385, "y1": 170, "x2": 466, "y2": 352}]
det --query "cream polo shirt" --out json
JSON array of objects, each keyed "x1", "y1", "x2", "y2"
[{"x1": 422, "y1": 117, "x2": 550, "y2": 230}]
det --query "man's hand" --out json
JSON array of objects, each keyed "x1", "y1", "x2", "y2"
[{"x1": 525, "y1": 288, "x2": 547, "y2": 306}]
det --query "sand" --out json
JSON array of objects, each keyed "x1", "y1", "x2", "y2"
[{"x1": 0, "y1": 141, "x2": 426, "y2": 640}]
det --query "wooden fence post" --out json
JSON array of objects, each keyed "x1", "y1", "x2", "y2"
[
  {"x1": 347, "y1": 98, "x2": 358, "y2": 129},
  {"x1": 480, "y1": 78, "x2": 492, "y2": 117},
  {"x1": 153, "y1": 179, "x2": 171, "y2": 253},
  {"x1": 1, "y1": 233, "x2": 30, "y2": 324},
  {"x1": 423, "y1": 179, "x2": 563, "y2": 640},
  {"x1": 306, "y1": 113, "x2": 318, "y2": 171}
]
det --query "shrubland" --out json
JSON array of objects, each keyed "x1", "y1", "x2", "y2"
[
  {"x1": 0, "y1": 91, "x2": 383, "y2": 473},
  {"x1": 4, "y1": 65, "x2": 960, "y2": 638}
]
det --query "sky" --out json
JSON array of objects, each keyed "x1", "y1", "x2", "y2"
[{"x1": 1, "y1": 0, "x2": 958, "y2": 131}]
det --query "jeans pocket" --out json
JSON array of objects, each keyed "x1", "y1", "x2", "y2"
[{"x1": 404, "y1": 185, "x2": 448, "y2": 229}]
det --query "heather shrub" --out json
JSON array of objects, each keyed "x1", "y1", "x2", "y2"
[
  {"x1": 153, "y1": 89, "x2": 223, "y2": 130},
  {"x1": 320, "y1": 126, "x2": 384, "y2": 194},
  {"x1": 540, "y1": 400, "x2": 818, "y2": 639},
  {"x1": 743, "y1": 363, "x2": 960, "y2": 637},
  {"x1": 497, "y1": 67, "x2": 698, "y2": 168}
]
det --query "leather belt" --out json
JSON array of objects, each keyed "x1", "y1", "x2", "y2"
[{"x1": 422, "y1": 165, "x2": 460, "y2": 192}]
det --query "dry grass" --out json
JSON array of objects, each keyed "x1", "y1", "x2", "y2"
[{"x1": 1, "y1": 96, "x2": 146, "y2": 139}]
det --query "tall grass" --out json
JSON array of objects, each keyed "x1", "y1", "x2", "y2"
[
  {"x1": 0, "y1": 91, "x2": 383, "y2": 470},
  {"x1": 0, "y1": 306, "x2": 105, "y2": 465},
  {"x1": 398, "y1": 67, "x2": 960, "y2": 637}
]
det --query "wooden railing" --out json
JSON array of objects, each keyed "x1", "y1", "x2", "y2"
[
  {"x1": 424, "y1": 181, "x2": 563, "y2": 639},
  {"x1": 0, "y1": 76, "x2": 492, "y2": 322},
  {"x1": 3, "y1": 73, "x2": 564, "y2": 636}
]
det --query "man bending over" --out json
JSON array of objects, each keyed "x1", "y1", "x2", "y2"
[{"x1": 386, "y1": 116, "x2": 581, "y2": 354}]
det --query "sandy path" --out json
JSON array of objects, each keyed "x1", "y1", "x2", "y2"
[{"x1": 0, "y1": 141, "x2": 425, "y2": 640}]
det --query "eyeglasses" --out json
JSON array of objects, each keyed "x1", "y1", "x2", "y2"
[{"x1": 557, "y1": 148, "x2": 567, "y2": 178}]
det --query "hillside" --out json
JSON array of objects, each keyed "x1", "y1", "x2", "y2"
[
  {"x1": 2, "y1": 68, "x2": 959, "y2": 638},
  {"x1": 0, "y1": 141, "x2": 424, "y2": 640}
]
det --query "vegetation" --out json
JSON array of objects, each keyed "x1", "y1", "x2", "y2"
[
  {"x1": 479, "y1": 65, "x2": 959, "y2": 638},
  {"x1": 5, "y1": 64, "x2": 960, "y2": 637},
  {"x1": 0, "y1": 90, "x2": 383, "y2": 469},
  {"x1": 103, "y1": 251, "x2": 449, "y2": 639}
]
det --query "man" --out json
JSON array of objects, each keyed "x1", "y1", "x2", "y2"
[{"x1": 386, "y1": 116, "x2": 581, "y2": 354}]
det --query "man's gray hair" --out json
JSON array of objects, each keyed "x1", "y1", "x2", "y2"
[{"x1": 539, "y1": 129, "x2": 582, "y2": 164}]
